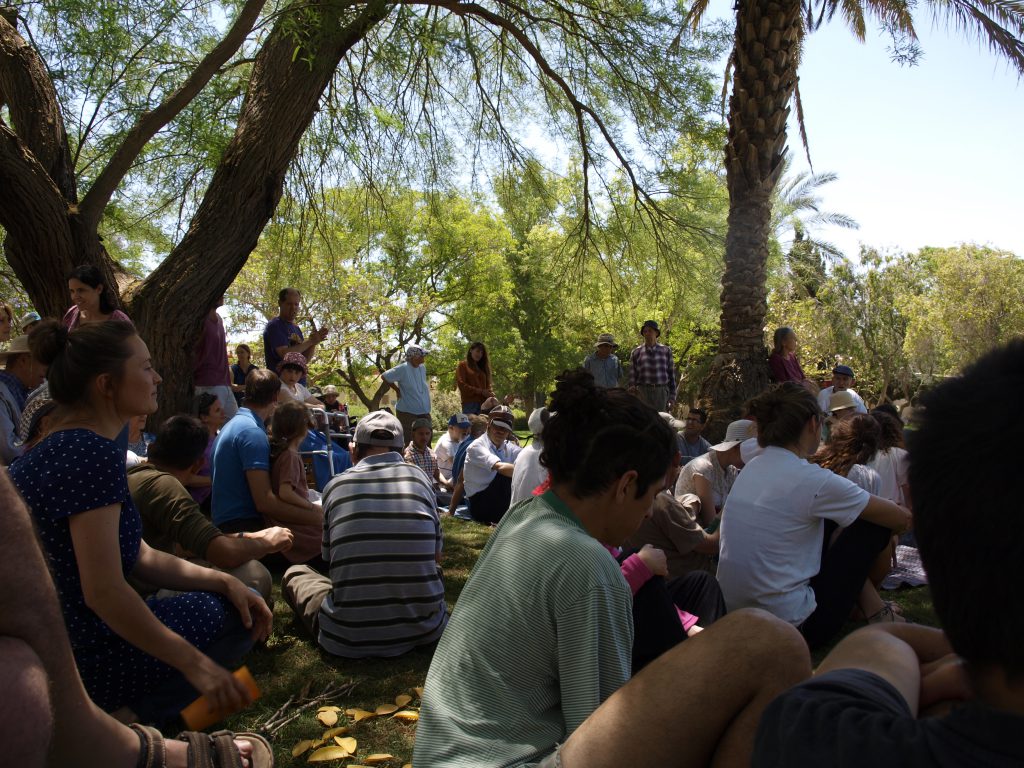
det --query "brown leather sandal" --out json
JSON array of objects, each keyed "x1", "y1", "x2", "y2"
[{"x1": 131, "y1": 724, "x2": 274, "y2": 768}]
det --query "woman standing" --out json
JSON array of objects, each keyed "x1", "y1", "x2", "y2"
[
  {"x1": 717, "y1": 382, "x2": 911, "y2": 650},
  {"x1": 456, "y1": 341, "x2": 494, "y2": 415},
  {"x1": 230, "y1": 343, "x2": 258, "y2": 407},
  {"x1": 62, "y1": 265, "x2": 133, "y2": 329},
  {"x1": 9, "y1": 320, "x2": 269, "y2": 726}
]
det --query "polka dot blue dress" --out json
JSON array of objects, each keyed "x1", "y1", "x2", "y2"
[{"x1": 9, "y1": 429, "x2": 231, "y2": 712}]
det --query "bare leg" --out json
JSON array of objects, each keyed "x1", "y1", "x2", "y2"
[
  {"x1": 0, "y1": 471, "x2": 253, "y2": 768},
  {"x1": 0, "y1": 638, "x2": 52, "y2": 768},
  {"x1": 558, "y1": 609, "x2": 812, "y2": 768}
]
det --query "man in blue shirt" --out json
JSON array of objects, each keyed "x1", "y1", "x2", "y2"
[
  {"x1": 212, "y1": 368, "x2": 322, "y2": 536},
  {"x1": 382, "y1": 344, "x2": 432, "y2": 444},
  {"x1": 263, "y1": 287, "x2": 328, "y2": 382}
]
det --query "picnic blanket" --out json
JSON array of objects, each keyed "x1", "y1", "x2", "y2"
[{"x1": 882, "y1": 545, "x2": 928, "y2": 590}]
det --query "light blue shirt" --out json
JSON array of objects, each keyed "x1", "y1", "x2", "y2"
[
  {"x1": 383, "y1": 361, "x2": 431, "y2": 414},
  {"x1": 211, "y1": 408, "x2": 270, "y2": 526}
]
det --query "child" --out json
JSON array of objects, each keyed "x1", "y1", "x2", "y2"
[
  {"x1": 267, "y1": 400, "x2": 328, "y2": 571},
  {"x1": 277, "y1": 351, "x2": 322, "y2": 407},
  {"x1": 435, "y1": 413, "x2": 470, "y2": 480}
]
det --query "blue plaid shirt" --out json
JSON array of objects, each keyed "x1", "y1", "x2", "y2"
[{"x1": 629, "y1": 343, "x2": 676, "y2": 400}]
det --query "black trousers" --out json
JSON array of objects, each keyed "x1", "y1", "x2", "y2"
[
  {"x1": 800, "y1": 517, "x2": 892, "y2": 650},
  {"x1": 630, "y1": 569, "x2": 727, "y2": 673},
  {"x1": 468, "y1": 473, "x2": 513, "y2": 525}
]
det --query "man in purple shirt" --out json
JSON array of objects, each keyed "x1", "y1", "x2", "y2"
[
  {"x1": 628, "y1": 320, "x2": 676, "y2": 412},
  {"x1": 193, "y1": 299, "x2": 238, "y2": 419},
  {"x1": 263, "y1": 287, "x2": 328, "y2": 382}
]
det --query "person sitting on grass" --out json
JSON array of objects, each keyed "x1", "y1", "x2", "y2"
[
  {"x1": 435, "y1": 412, "x2": 470, "y2": 481},
  {"x1": 404, "y1": 416, "x2": 453, "y2": 507},
  {"x1": 754, "y1": 339, "x2": 1024, "y2": 767},
  {"x1": 445, "y1": 414, "x2": 489, "y2": 513},
  {"x1": 716, "y1": 382, "x2": 912, "y2": 650},
  {"x1": 509, "y1": 406, "x2": 551, "y2": 506},
  {"x1": 673, "y1": 418, "x2": 752, "y2": 528},
  {"x1": 128, "y1": 415, "x2": 294, "y2": 603},
  {"x1": 415, "y1": 369, "x2": 812, "y2": 768},
  {"x1": 463, "y1": 406, "x2": 522, "y2": 525},
  {"x1": 185, "y1": 391, "x2": 224, "y2": 511}
]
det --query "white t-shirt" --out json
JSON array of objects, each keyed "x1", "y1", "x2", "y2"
[
  {"x1": 463, "y1": 434, "x2": 522, "y2": 497},
  {"x1": 279, "y1": 381, "x2": 314, "y2": 404},
  {"x1": 717, "y1": 446, "x2": 870, "y2": 625},
  {"x1": 846, "y1": 463, "x2": 881, "y2": 495},
  {"x1": 867, "y1": 447, "x2": 909, "y2": 505},
  {"x1": 509, "y1": 441, "x2": 547, "y2": 507},
  {"x1": 435, "y1": 432, "x2": 460, "y2": 479},
  {"x1": 818, "y1": 386, "x2": 868, "y2": 414}
]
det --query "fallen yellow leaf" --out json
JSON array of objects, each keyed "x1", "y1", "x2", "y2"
[
  {"x1": 319, "y1": 705, "x2": 343, "y2": 712},
  {"x1": 375, "y1": 704, "x2": 399, "y2": 716},
  {"x1": 394, "y1": 694, "x2": 412, "y2": 707},
  {"x1": 308, "y1": 746, "x2": 352, "y2": 762},
  {"x1": 363, "y1": 755, "x2": 394, "y2": 764},
  {"x1": 345, "y1": 708, "x2": 377, "y2": 722},
  {"x1": 334, "y1": 736, "x2": 358, "y2": 752},
  {"x1": 316, "y1": 710, "x2": 339, "y2": 727},
  {"x1": 412, "y1": 687, "x2": 424, "y2": 699},
  {"x1": 291, "y1": 740, "x2": 314, "y2": 757},
  {"x1": 322, "y1": 727, "x2": 349, "y2": 739},
  {"x1": 402, "y1": 763, "x2": 413, "y2": 768},
  {"x1": 392, "y1": 710, "x2": 419, "y2": 722}
]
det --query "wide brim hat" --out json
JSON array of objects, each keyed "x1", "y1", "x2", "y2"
[
  {"x1": 0, "y1": 334, "x2": 31, "y2": 364},
  {"x1": 640, "y1": 320, "x2": 660, "y2": 337},
  {"x1": 829, "y1": 389, "x2": 858, "y2": 412},
  {"x1": 711, "y1": 419, "x2": 756, "y2": 451},
  {"x1": 322, "y1": 384, "x2": 339, "y2": 396},
  {"x1": 277, "y1": 351, "x2": 308, "y2": 374},
  {"x1": 659, "y1": 411, "x2": 686, "y2": 432},
  {"x1": 595, "y1": 333, "x2": 619, "y2": 350},
  {"x1": 354, "y1": 410, "x2": 404, "y2": 449}
]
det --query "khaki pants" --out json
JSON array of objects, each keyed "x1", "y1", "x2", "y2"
[
  {"x1": 282, "y1": 564, "x2": 332, "y2": 639},
  {"x1": 635, "y1": 383, "x2": 670, "y2": 413}
]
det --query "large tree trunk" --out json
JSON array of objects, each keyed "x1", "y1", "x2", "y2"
[{"x1": 698, "y1": 0, "x2": 801, "y2": 439}]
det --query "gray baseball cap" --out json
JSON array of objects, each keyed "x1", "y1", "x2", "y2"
[{"x1": 354, "y1": 410, "x2": 404, "y2": 448}]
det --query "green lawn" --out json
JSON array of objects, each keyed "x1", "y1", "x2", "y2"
[{"x1": 225, "y1": 518, "x2": 935, "y2": 766}]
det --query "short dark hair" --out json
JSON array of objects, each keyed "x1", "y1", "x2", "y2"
[
  {"x1": 278, "y1": 287, "x2": 300, "y2": 304},
  {"x1": 688, "y1": 407, "x2": 708, "y2": 424},
  {"x1": 147, "y1": 415, "x2": 209, "y2": 470},
  {"x1": 29, "y1": 319, "x2": 136, "y2": 407},
  {"x1": 541, "y1": 368, "x2": 675, "y2": 499},
  {"x1": 245, "y1": 368, "x2": 280, "y2": 406},
  {"x1": 909, "y1": 340, "x2": 1024, "y2": 678},
  {"x1": 192, "y1": 392, "x2": 219, "y2": 419},
  {"x1": 236, "y1": 343, "x2": 251, "y2": 355},
  {"x1": 748, "y1": 382, "x2": 820, "y2": 448}
]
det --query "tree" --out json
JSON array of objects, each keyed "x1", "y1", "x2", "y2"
[
  {"x1": 0, "y1": 0, "x2": 722, "y2": 417},
  {"x1": 686, "y1": 0, "x2": 1024, "y2": 435}
]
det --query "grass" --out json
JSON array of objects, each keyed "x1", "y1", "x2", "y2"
[{"x1": 224, "y1": 517, "x2": 936, "y2": 766}]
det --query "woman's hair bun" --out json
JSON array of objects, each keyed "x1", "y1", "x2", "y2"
[{"x1": 27, "y1": 319, "x2": 69, "y2": 367}]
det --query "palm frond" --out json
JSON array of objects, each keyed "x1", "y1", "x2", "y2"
[
  {"x1": 839, "y1": 0, "x2": 870, "y2": 38},
  {"x1": 793, "y1": 79, "x2": 813, "y2": 172},
  {"x1": 683, "y1": 0, "x2": 714, "y2": 32},
  {"x1": 805, "y1": 211, "x2": 860, "y2": 230},
  {"x1": 931, "y1": 0, "x2": 1024, "y2": 75},
  {"x1": 865, "y1": 0, "x2": 919, "y2": 35}
]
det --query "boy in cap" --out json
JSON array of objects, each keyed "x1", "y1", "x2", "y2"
[
  {"x1": 282, "y1": 410, "x2": 447, "y2": 658},
  {"x1": 629, "y1": 320, "x2": 676, "y2": 412},
  {"x1": 583, "y1": 333, "x2": 624, "y2": 389},
  {"x1": 382, "y1": 344, "x2": 432, "y2": 444},
  {"x1": 436, "y1": 413, "x2": 471, "y2": 480}
]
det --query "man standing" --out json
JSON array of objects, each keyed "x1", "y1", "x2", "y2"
[
  {"x1": 583, "y1": 333, "x2": 624, "y2": 389},
  {"x1": 382, "y1": 344, "x2": 432, "y2": 444},
  {"x1": 211, "y1": 369, "x2": 322, "y2": 534},
  {"x1": 0, "y1": 335, "x2": 46, "y2": 463},
  {"x1": 679, "y1": 408, "x2": 711, "y2": 465},
  {"x1": 282, "y1": 410, "x2": 447, "y2": 658},
  {"x1": 817, "y1": 364, "x2": 868, "y2": 415},
  {"x1": 193, "y1": 301, "x2": 238, "y2": 420},
  {"x1": 629, "y1": 320, "x2": 676, "y2": 412},
  {"x1": 263, "y1": 287, "x2": 328, "y2": 379}
]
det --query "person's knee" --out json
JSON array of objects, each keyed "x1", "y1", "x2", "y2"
[
  {"x1": 0, "y1": 638, "x2": 53, "y2": 764},
  {"x1": 714, "y1": 609, "x2": 812, "y2": 679},
  {"x1": 230, "y1": 560, "x2": 273, "y2": 605}
]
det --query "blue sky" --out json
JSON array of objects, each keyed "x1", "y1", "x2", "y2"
[{"x1": 700, "y1": 2, "x2": 1024, "y2": 259}]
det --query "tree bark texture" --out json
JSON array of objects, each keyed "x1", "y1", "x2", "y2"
[{"x1": 699, "y1": 0, "x2": 801, "y2": 439}]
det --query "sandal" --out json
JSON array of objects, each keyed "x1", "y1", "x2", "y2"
[
  {"x1": 866, "y1": 604, "x2": 907, "y2": 625},
  {"x1": 131, "y1": 724, "x2": 274, "y2": 768}
]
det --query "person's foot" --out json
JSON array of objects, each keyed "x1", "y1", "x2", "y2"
[
  {"x1": 165, "y1": 738, "x2": 255, "y2": 768},
  {"x1": 866, "y1": 604, "x2": 906, "y2": 624}
]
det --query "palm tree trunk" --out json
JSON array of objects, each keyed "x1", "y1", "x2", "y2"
[{"x1": 699, "y1": 0, "x2": 802, "y2": 438}]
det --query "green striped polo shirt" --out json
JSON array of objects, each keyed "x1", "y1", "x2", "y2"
[{"x1": 414, "y1": 490, "x2": 633, "y2": 767}]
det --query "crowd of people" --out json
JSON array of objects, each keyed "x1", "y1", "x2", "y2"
[{"x1": 1, "y1": 274, "x2": 1021, "y2": 768}]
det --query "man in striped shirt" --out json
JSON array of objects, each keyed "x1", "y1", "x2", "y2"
[
  {"x1": 628, "y1": 320, "x2": 677, "y2": 412},
  {"x1": 281, "y1": 410, "x2": 447, "y2": 658}
]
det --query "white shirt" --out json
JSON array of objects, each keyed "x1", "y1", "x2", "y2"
[
  {"x1": 717, "y1": 446, "x2": 870, "y2": 625},
  {"x1": 818, "y1": 386, "x2": 868, "y2": 415},
  {"x1": 279, "y1": 381, "x2": 314, "y2": 404},
  {"x1": 867, "y1": 447, "x2": 909, "y2": 505},
  {"x1": 435, "y1": 432, "x2": 461, "y2": 479},
  {"x1": 464, "y1": 434, "x2": 522, "y2": 497},
  {"x1": 509, "y1": 441, "x2": 547, "y2": 507},
  {"x1": 673, "y1": 450, "x2": 738, "y2": 512}
]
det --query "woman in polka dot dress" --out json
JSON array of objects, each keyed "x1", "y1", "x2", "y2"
[{"x1": 9, "y1": 319, "x2": 272, "y2": 726}]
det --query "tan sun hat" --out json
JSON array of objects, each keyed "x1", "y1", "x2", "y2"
[
  {"x1": 595, "y1": 333, "x2": 619, "y2": 349},
  {"x1": 711, "y1": 419, "x2": 756, "y2": 451},
  {"x1": 829, "y1": 390, "x2": 858, "y2": 413},
  {"x1": 0, "y1": 334, "x2": 31, "y2": 364}
]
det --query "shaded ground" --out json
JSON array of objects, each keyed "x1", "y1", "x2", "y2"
[{"x1": 225, "y1": 517, "x2": 935, "y2": 767}]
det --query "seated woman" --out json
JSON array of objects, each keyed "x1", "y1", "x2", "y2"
[
  {"x1": 276, "y1": 352, "x2": 322, "y2": 407},
  {"x1": 9, "y1": 320, "x2": 270, "y2": 727},
  {"x1": 62, "y1": 264, "x2": 134, "y2": 329},
  {"x1": 767, "y1": 327, "x2": 816, "y2": 393},
  {"x1": 186, "y1": 391, "x2": 226, "y2": 511},
  {"x1": 716, "y1": 382, "x2": 911, "y2": 650},
  {"x1": 867, "y1": 409, "x2": 910, "y2": 507},
  {"x1": 463, "y1": 407, "x2": 522, "y2": 524},
  {"x1": 674, "y1": 419, "x2": 752, "y2": 527},
  {"x1": 230, "y1": 343, "x2": 257, "y2": 408}
]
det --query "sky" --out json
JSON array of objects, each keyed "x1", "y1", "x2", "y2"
[{"x1": 700, "y1": 2, "x2": 1024, "y2": 260}]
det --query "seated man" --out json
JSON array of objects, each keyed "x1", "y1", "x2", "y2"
[
  {"x1": 678, "y1": 407, "x2": 711, "y2": 465},
  {"x1": 446, "y1": 414, "x2": 489, "y2": 513},
  {"x1": 282, "y1": 411, "x2": 447, "y2": 658},
  {"x1": 754, "y1": 339, "x2": 1024, "y2": 767},
  {"x1": 128, "y1": 415, "x2": 294, "y2": 601},
  {"x1": 463, "y1": 406, "x2": 522, "y2": 525},
  {"x1": 211, "y1": 368, "x2": 322, "y2": 536},
  {"x1": 404, "y1": 417, "x2": 453, "y2": 507},
  {"x1": 435, "y1": 413, "x2": 470, "y2": 481},
  {"x1": 624, "y1": 492, "x2": 718, "y2": 579},
  {"x1": 817, "y1": 363, "x2": 868, "y2": 416},
  {"x1": 0, "y1": 335, "x2": 47, "y2": 464}
]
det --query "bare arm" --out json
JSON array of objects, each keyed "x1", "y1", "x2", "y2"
[
  {"x1": 245, "y1": 469, "x2": 321, "y2": 526},
  {"x1": 492, "y1": 461, "x2": 515, "y2": 478},
  {"x1": 859, "y1": 495, "x2": 913, "y2": 534},
  {"x1": 204, "y1": 527, "x2": 294, "y2": 569},
  {"x1": 448, "y1": 471, "x2": 466, "y2": 511},
  {"x1": 691, "y1": 474, "x2": 718, "y2": 528}
]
